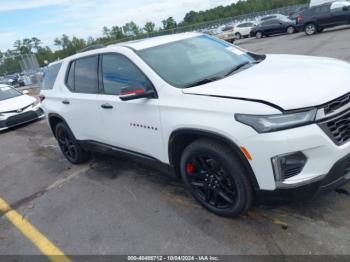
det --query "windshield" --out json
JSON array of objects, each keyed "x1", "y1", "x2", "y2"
[
  {"x1": 138, "y1": 35, "x2": 257, "y2": 88},
  {"x1": 0, "y1": 86, "x2": 22, "y2": 101}
]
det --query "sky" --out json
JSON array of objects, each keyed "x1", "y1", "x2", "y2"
[{"x1": 0, "y1": 0, "x2": 236, "y2": 52}]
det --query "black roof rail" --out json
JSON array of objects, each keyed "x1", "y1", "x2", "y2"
[{"x1": 78, "y1": 44, "x2": 105, "y2": 53}]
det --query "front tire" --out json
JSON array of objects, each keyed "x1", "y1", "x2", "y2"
[
  {"x1": 55, "y1": 122, "x2": 90, "y2": 164},
  {"x1": 255, "y1": 31, "x2": 263, "y2": 39},
  {"x1": 180, "y1": 139, "x2": 253, "y2": 217},
  {"x1": 235, "y1": 33, "x2": 242, "y2": 40}
]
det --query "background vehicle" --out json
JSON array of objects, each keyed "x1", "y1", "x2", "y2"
[
  {"x1": 0, "y1": 84, "x2": 44, "y2": 131},
  {"x1": 251, "y1": 15, "x2": 297, "y2": 38},
  {"x1": 297, "y1": 2, "x2": 350, "y2": 35},
  {"x1": 233, "y1": 22, "x2": 256, "y2": 39},
  {"x1": 289, "y1": 6, "x2": 308, "y2": 21},
  {"x1": 216, "y1": 25, "x2": 235, "y2": 42}
]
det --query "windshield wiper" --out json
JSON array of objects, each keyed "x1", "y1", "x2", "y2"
[
  {"x1": 223, "y1": 61, "x2": 253, "y2": 77},
  {"x1": 184, "y1": 76, "x2": 222, "y2": 88}
]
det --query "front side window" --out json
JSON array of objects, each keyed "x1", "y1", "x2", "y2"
[
  {"x1": 0, "y1": 85, "x2": 22, "y2": 101},
  {"x1": 138, "y1": 35, "x2": 256, "y2": 88},
  {"x1": 102, "y1": 54, "x2": 152, "y2": 95},
  {"x1": 42, "y1": 62, "x2": 62, "y2": 90},
  {"x1": 74, "y1": 56, "x2": 98, "y2": 94}
]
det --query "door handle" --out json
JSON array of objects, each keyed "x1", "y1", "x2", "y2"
[
  {"x1": 101, "y1": 103, "x2": 113, "y2": 109},
  {"x1": 62, "y1": 100, "x2": 70, "y2": 105}
]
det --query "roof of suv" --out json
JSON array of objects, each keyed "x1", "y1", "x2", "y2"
[
  {"x1": 51, "y1": 32, "x2": 202, "y2": 65},
  {"x1": 118, "y1": 32, "x2": 201, "y2": 50}
]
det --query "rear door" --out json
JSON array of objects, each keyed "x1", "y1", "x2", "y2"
[
  {"x1": 265, "y1": 19, "x2": 283, "y2": 34},
  {"x1": 60, "y1": 55, "x2": 103, "y2": 141},
  {"x1": 313, "y1": 5, "x2": 333, "y2": 27}
]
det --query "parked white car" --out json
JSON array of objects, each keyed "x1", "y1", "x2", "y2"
[
  {"x1": 233, "y1": 22, "x2": 257, "y2": 39},
  {"x1": 0, "y1": 85, "x2": 44, "y2": 131},
  {"x1": 41, "y1": 33, "x2": 350, "y2": 217}
]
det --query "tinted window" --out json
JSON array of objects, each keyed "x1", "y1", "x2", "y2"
[
  {"x1": 66, "y1": 61, "x2": 75, "y2": 90},
  {"x1": 102, "y1": 54, "x2": 152, "y2": 95},
  {"x1": 42, "y1": 63, "x2": 62, "y2": 90},
  {"x1": 74, "y1": 56, "x2": 98, "y2": 94},
  {"x1": 222, "y1": 26, "x2": 234, "y2": 32},
  {"x1": 261, "y1": 15, "x2": 276, "y2": 21},
  {"x1": 262, "y1": 19, "x2": 277, "y2": 25},
  {"x1": 314, "y1": 5, "x2": 330, "y2": 14}
]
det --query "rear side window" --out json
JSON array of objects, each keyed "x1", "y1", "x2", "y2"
[
  {"x1": 73, "y1": 56, "x2": 99, "y2": 94},
  {"x1": 66, "y1": 61, "x2": 75, "y2": 90},
  {"x1": 42, "y1": 63, "x2": 62, "y2": 90}
]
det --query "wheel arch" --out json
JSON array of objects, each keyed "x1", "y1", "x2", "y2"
[
  {"x1": 48, "y1": 113, "x2": 70, "y2": 137},
  {"x1": 168, "y1": 128, "x2": 260, "y2": 191}
]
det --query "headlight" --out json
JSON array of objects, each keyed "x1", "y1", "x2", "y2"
[{"x1": 235, "y1": 109, "x2": 317, "y2": 133}]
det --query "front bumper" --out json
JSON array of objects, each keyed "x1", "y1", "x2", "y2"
[
  {"x1": 240, "y1": 122, "x2": 350, "y2": 191},
  {"x1": 257, "y1": 152, "x2": 350, "y2": 203},
  {"x1": 0, "y1": 107, "x2": 45, "y2": 131}
]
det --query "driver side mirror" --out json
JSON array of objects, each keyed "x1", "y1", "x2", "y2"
[
  {"x1": 119, "y1": 86, "x2": 157, "y2": 101},
  {"x1": 22, "y1": 90, "x2": 29, "y2": 95},
  {"x1": 343, "y1": 6, "x2": 349, "y2": 11}
]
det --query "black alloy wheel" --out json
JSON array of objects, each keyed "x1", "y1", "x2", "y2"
[
  {"x1": 55, "y1": 122, "x2": 90, "y2": 164},
  {"x1": 180, "y1": 139, "x2": 253, "y2": 217},
  {"x1": 185, "y1": 155, "x2": 238, "y2": 209}
]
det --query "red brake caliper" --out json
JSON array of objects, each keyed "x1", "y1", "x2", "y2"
[{"x1": 186, "y1": 163, "x2": 195, "y2": 174}]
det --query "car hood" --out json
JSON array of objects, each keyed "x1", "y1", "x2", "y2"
[
  {"x1": 0, "y1": 95, "x2": 35, "y2": 112},
  {"x1": 183, "y1": 54, "x2": 350, "y2": 111}
]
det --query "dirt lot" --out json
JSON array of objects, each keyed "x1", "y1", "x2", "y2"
[{"x1": 1, "y1": 26, "x2": 350, "y2": 257}]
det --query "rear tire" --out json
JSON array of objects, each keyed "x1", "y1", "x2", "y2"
[
  {"x1": 55, "y1": 122, "x2": 90, "y2": 164},
  {"x1": 305, "y1": 23, "x2": 317, "y2": 35},
  {"x1": 287, "y1": 26, "x2": 295, "y2": 34},
  {"x1": 180, "y1": 139, "x2": 253, "y2": 217}
]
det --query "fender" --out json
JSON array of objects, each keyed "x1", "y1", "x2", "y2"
[{"x1": 168, "y1": 128, "x2": 260, "y2": 191}]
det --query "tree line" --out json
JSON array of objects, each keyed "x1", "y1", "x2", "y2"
[{"x1": 0, "y1": 0, "x2": 308, "y2": 75}]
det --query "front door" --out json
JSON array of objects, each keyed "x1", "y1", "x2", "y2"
[{"x1": 98, "y1": 53, "x2": 164, "y2": 159}]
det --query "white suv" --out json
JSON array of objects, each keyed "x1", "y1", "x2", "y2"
[{"x1": 41, "y1": 33, "x2": 350, "y2": 217}]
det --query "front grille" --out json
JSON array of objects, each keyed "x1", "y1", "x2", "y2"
[
  {"x1": 5, "y1": 111, "x2": 38, "y2": 127},
  {"x1": 324, "y1": 93, "x2": 350, "y2": 115},
  {"x1": 318, "y1": 109, "x2": 350, "y2": 145},
  {"x1": 1, "y1": 103, "x2": 33, "y2": 114}
]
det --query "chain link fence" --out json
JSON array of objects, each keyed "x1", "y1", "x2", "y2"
[
  {"x1": 107, "y1": 3, "x2": 308, "y2": 45},
  {"x1": 0, "y1": 54, "x2": 42, "y2": 87}
]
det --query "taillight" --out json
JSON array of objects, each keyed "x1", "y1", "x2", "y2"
[
  {"x1": 296, "y1": 15, "x2": 303, "y2": 24},
  {"x1": 39, "y1": 95, "x2": 45, "y2": 102}
]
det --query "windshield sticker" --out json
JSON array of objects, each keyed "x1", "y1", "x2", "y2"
[
  {"x1": 1, "y1": 87, "x2": 11, "y2": 91},
  {"x1": 226, "y1": 47, "x2": 245, "y2": 55}
]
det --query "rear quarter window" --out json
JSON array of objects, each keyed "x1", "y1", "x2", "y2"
[{"x1": 42, "y1": 63, "x2": 62, "y2": 90}]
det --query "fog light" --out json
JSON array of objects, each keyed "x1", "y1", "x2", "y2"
[{"x1": 271, "y1": 152, "x2": 307, "y2": 181}]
